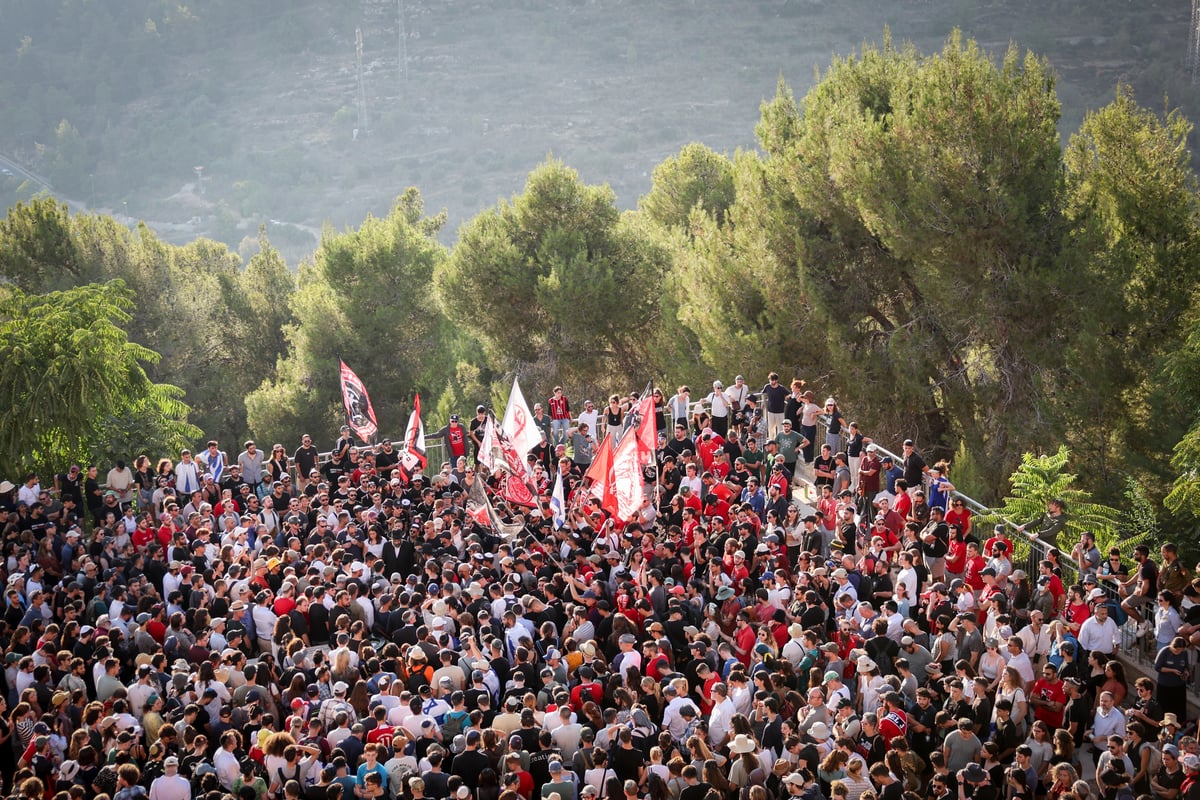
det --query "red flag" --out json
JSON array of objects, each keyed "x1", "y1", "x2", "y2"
[
  {"x1": 500, "y1": 473, "x2": 537, "y2": 508},
  {"x1": 339, "y1": 360, "x2": 379, "y2": 441},
  {"x1": 586, "y1": 434, "x2": 615, "y2": 513},
  {"x1": 611, "y1": 428, "x2": 644, "y2": 522},
  {"x1": 635, "y1": 395, "x2": 657, "y2": 462},
  {"x1": 399, "y1": 393, "x2": 427, "y2": 475}
]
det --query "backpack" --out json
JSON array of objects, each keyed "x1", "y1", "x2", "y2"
[
  {"x1": 441, "y1": 708, "x2": 468, "y2": 740},
  {"x1": 1139, "y1": 740, "x2": 1162, "y2": 780},
  {"x1": 275, "y1": 762, "x2": 304, "y2": 797},
  {"x1": 854, "y1": 569, "x2": 875, "y2": 605}
]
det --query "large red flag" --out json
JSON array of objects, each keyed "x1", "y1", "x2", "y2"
[
  {"x1": 399, "y1": 393, "x2": 427, "y2": 475},
  {"x1": 635, "y1": 395, "x2": 657, "y2": 462},
  {"x1": 586, "y1": 434, "x2": 615, "y2": 514},
  {"x1": 339, "y1": 360, "x2": 379, "y2": 441},
  {"x1": 611, "y1": 429, "x2": 644, "y2": 522}
]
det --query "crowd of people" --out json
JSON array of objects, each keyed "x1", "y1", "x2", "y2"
[{"x1": 0, "y1": 374, "x2": 1198, "y2": 800}]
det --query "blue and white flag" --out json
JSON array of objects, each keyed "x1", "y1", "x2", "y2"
[{"x1": 550, "y1": 469, "x2": 567, "y2": 529}]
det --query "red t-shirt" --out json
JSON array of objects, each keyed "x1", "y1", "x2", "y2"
[
  {"x1": 366, "y1": 723, "x2": 395, "y2": 750},
  {"x1": 878, "y1": 707, "x2": 908, "y2": 741},
  {"x1": 1030, "y1": 678, "x2": 1066, "y2": 728},
  {"x1": 734, "y1": 624, "x2": 756, "y2": 666},
  {"x1": 963, "y1": 555, "x2": 987, "y2": 591},
  {"x1": 945, "y1": 507, "x2": 972, "y2": 535},
  {"x1": 944, "y1": 539, "x2": 967, "y2": 574}
]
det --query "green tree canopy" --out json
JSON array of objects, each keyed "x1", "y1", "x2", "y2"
[
  {"x1": 0, "y1": 280, "x2": 198, "y2": 476},
  {"x1": 974, "y1": 446, "x2": 1123, "y2": 556},
  {"x1": 1058, "y1": 88, "x2": 1200, "y2": 496},
  {"x1": 0, "y1": 199, "x2": 294, "y2": 444},
  {"x1": 246, "y1": 188, "x2": 452, "y2": 446},
  {"x1": 435, "y1": 158, "x2": 671, "y2": 387},
  {"x1": 639, "y1": 142, "x2": 736, "y2": 231}
]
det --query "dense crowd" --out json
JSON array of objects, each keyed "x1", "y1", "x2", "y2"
[{"x1": 0, "y1": 374, "x2": 1198, "y2": 800}]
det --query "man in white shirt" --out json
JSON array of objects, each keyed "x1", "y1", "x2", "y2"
[
  {"x1": 1088, "y1": 692, "x2": 1126, "y2": 758},
  {"x1": 577, "y1": 401, "x2": 599, "y2": 437},
  {"x1": 1005, "y1": 637, "x2": 1035, "y2": 687},
  {"x1": 149, "y1": 756, "x2": 192, "y2": 800},
  {"x1": 707, "y1": 683, "x2": 736, "y2": 749},
  {"x1": 213, "y1": 732, "x2": 241, "y2": 792},
  {"x1": 1078, "y1": 598, "x2": 1119, "y2": 655},
  {"x1": 660, "y1": 685, "x2": 694, "y2": 742},
  {"x1": 780, "y1": 623, "x2": 807, "y2": 670},
  {"x1": 1016, "y1": 611, "x2": 1052, "y2": 664}
]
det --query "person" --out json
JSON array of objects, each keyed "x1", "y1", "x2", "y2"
[
  {"x1": 1017, "y1": 499, "x2": 1068, "y2": 550},
  {"x1": 149, "y1": 756, "x2": 191, "y2": 800},
  {"x1": 548, "y1": 387, "x2": 572, "y2": 445},
  {"x1": 899, "y1": 440, "x2": 927, "y2": 494},
  {"x1": 760, "y1": 374, "x2": 789, "y2": 439},
  {"x1": 1154, "y1": 637, "x2": 1191, "y2": 725},
  {"x1": 239, "y1": 441, "x2": 266, "y2": 496},
  {"x1": 174, "y1": 450, "x2": 202, "y2": 495}
]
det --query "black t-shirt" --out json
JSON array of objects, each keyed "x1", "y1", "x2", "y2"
[
  {"x1": 921, "y1": 521, "x2": 950, "y2": 558},
  {"x1": 469, "y1": 418, "x2": 487, "y2": 452},
  {"x1": 611, "y1": 745, "x2": 645, "y2": 783},
  {"x1": 812, "y1": 456, "x2": 834, "y2": 486},
  {"x1": 1065, "y1": 696, "x2": 1091, "y2": 748},
  {"x1": 903, "y1": 452, "x2": 927, "y2": 487},
  {"x1": 57, "y1": 472, "x2": 84, "y2": 504},
  {"x1": 760, "y1": 383, "x2": 789, "y2": 413},
  {"x1": 294, "y1": 445, "x2": 319, "y2": 476}
]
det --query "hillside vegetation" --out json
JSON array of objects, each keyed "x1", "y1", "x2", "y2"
[{"x1": 0, "y1": 0, "x2": 1194, "y2": 265}]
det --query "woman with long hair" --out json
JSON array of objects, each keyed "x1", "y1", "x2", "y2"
[
  {"x1": 1099, "y1": 659, "x2": 1127, "y2": 708},
  {"x1": 1050, "y1": 728, "x2": 1075, "y2": 769},
  {"x1": 1046, "y1": 763, "x2": 1080, "y2": 800},
  {"x1": 645, "y1": 774, "x2": 671, "y2": 800},
  {"x1": 271, "y1": 615, "x2": 293, "y2": 660},
  {"x1": 839, "y1": 759, "x2": 872, "y2": 800},
  {"x1": 194, "y1": 661, "x2": 232, "y2": 705},
  {"x1": 10, "y1": 701, "x2": 35, "y2": 755},
  {"x1": 817, "y1": 750, "x2": 847, "y2": 793},
  {"x1": 823, "y1": 398, "x2": 845, "y2": 452},
  {"x1": 702, "y1": 759, "x2": 734, "y2": 799},
  {"x1": 266, "y1": 445, "x2": 289, "y2": 484},
  {"x1": 133, "y1": 455, "x2": 156, "y2": 518},
  {"x1": 349, "y1": 680, "x2": 371, "y2": 717},
  {"x1": 1024, "y1": 720, "x2": 1053, "y2": 782},
  {"x1": 726, "y1": 746, "x2": 760, "y2": 789},
  {"x1": 978, "y1": 638, "x2": 1007, "y2": 693},
  {"x1": 994, "y1": 667, "x2": 1028, "y2": 734},
  {"x1": 1006, "y1": 766, "x2": 1034, "y2": 800}
]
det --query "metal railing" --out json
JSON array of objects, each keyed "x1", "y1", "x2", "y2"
[{"x1": 314, "y1": 438, "x2": 447, "y2": 473}]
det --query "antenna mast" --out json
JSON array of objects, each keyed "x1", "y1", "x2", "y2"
[
  {"x1": 1190, "y1": 0, "x2": 1200, "y2": 84},
  {"x1": 398, "y1": 0, "x2": 410, "y2": 85},
  {"x1": 355, "y1": 27, "x2": 369, "y2": 136}
]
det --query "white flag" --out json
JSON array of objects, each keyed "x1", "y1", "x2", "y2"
[
  {"x1": 550, "y1": 470, "x2": 567, "y2": 529},
  {"x1": 503, "y1": 377, "x2": 543, "y2": 458}
]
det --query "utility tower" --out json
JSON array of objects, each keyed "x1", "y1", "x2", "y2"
[
  {"x1": 1191, "y1": 0, "x2": 1200, "y2": 84},
  {"x1": 355, "y1": 27, "x2": 369, "y2": 136},
  {"x1": 398, "y1": 0, "x2": 409, "y2": 85}
]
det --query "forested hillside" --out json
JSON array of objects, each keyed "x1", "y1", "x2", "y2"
[
  {"x1": 3, "y1": 10, "x2": 1200, "y2": 541},
  {"x1": 0, "y1": 0, "x2": 1194, "y2": 266}
]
